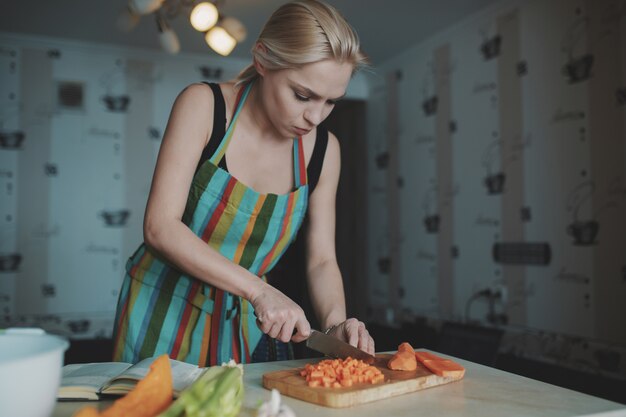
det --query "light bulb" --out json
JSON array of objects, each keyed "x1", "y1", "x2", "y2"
[
  {"x1": 190, "y1": 2, "x2": 219, "y2": 32},
  {"x1": 157, "y1": 16, "x2": 180, "y2": 54},
  {"x1": 205, "y1": 26, "x2": 236, "y2": 56},
  {"x1": 159, "y1": 28, "x2": 180, "y2": 54},
  {"x1": 221, "y1": 16, "x2": 247, "y2": 43}
]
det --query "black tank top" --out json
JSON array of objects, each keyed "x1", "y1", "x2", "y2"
[{"x1": 196, "y1": 82, "x2": 328, "y2": 196}]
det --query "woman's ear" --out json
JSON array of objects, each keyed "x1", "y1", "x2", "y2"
[{"x1": 253, "y1": 43, "x2": 267, "y2": 76}]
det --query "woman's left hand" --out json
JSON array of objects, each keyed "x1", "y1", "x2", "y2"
[{"x1": 327, "y1": 318, "x2": 375, "y2": 355}]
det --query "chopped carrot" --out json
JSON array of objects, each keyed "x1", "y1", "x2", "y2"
[
  {"x1": 422, "y1": 359, "x2": 465, "y2": 378},
  {"x1": 310, "y1": 370, "x2": 324, "y2": 380},
  {"x1": 376, "y1": 374, "x2": 385, "y2": 383},
  {"x1": 73, "y1": 355, "x2": 173, "y2": 417},
  {"x1": 300, "y1": 357, "x2": 384, "y2": 388}
]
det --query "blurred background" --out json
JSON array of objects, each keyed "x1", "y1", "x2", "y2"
[{"x1": 0, "y1": 0, "x2": 625, "y2": 404}]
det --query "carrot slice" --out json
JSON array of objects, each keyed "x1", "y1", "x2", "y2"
[
  {"x1": 422, "y1": 359, "x2": 465, "y2": 378},
  {"x1": 101, "y1": 354, "x2": 172, "y2": 417},
  {"x1": 387, "y1": 350, "x2": 417, "y2": 371},
  {"x1": 73, "y1": 407, "x2": 100, "y2": 417},
  {"x1": 73, "y1": 355, "x2": 173, "y2": 417},
  {"x1": 415, "y1": 350, "x2": 443, "y2": 363},
  {"x1": 398, "y1": 342, "x2": 415, "y2": 354},
  {"x1": 388, "y1": 342, "x2": 418, "y2": 371}
]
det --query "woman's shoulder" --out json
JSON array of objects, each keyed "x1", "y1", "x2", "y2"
[
  {"x1": 174, "y1": 82, "x2": 216, "y2": 108},
  {"x1": 183, "y1": 81, "x2": 241, "y2": 114},
  {"x1": 165, "y1": 83, "x2": 220, "y2": 142},
  {"x1": 170, "y1": 81, "x2": 237, "y2": 120}
]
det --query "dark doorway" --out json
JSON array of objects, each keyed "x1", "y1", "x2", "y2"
[
  {"x1": 268, "y1": 99, "x2": 368, "y2": 358},
  {"x1": 325, "y1": 99, "x2": 369, "y2": 321}
]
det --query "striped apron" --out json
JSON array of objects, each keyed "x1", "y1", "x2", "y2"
[{"x1": 112, "y1": 83, "x2": 309, "y2": 366}]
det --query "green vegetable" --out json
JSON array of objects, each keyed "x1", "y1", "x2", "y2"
[{"x1": 157, "y1": 365, "x2": 244, "y2": 417}]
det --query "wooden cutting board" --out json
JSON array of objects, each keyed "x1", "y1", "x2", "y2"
[{"x1": 262, "y1": 354, "x2": 464, "y2": 408}]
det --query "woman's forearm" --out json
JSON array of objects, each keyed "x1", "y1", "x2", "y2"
[
  {"x1": 306, "y1": 259, "x2": 346, "y2": 330},
  {"x1": 144, "y1": 218, "x2": 266, "y2": 302}
]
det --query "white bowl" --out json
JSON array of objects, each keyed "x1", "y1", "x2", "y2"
[{"x1": 0, "y1": 328, "x2": 69, "y2": 417}]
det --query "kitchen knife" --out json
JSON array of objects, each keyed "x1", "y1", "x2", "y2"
[{"x1": 306, "y1": 329, "x2": 375, "y2": 364}]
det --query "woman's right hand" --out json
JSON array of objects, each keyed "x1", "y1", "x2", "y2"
[{"x1": 250, "y1": 283, "x2": 311, "y2": 343}]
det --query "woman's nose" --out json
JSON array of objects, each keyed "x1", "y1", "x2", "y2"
[{"x1": 304, "y1": 104, "x2": 325, "y2": 126}]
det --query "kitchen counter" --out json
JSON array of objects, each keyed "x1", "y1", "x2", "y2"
[{"x1": 54, "y1": 353, "x2": 626, "y2": 417}]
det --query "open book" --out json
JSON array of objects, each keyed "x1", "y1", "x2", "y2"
[{"x1": 58, "y1": 356, "x2": 206, "y2": 401}]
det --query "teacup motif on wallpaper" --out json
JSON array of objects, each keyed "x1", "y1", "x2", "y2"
[
  {"x1": 422, "y1": 96, "x2": 438, "y2": 116},
  {"x1": 423, "y1": 214, "x2": 440, "y2": 234},
  {"x1": 484, "y1": 172, "x2": 506, "y2": 195},
  {"x1": 517, "y1": 60, "x2": 528, "y2": 76},
  {"x1": 480, "y1": 35, "x2": 501, "y2": 60},
  {"x1": 375, "y1": 152, "x2": 389, "y2": 169},
  {"x1": 567, "y1": 220, "x2": 599, "y2": 246},
  {"x1": 100, "y1": 209, "x2": 130, "y2": 227},
  {"x1": 0, "y1": 130, "x2": 25, "y2": 150},
  {"x1": 378, "y1": 257, "x2": 391, "y2": 274},
  {"x1": 421, "y1": 185, "x2": 439, "y2": 233},
  {"x1": 565, "y1": 181, "x2": 606, "y2": 246},
  {"x1": 481, "y1": 139, "x2": 508, "y2": 195},
  {"x1": 562, "y1": 54, "x2": 594, "y2": 84},
  {"x1": 0, "y1": 253, "x2": 22, "y2": 272},
  {"x1": 199, "y1": 65, "x2": 223, "y2": 80},
  {"x1": 101, "y1": 95, "x2": 130, "y2": 112}
]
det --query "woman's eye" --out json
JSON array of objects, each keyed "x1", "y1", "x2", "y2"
[{"x1": 294, "y1": 92, "x2": 309, "y2": 102}]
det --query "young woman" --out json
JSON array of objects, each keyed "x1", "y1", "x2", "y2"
[{"x1": 112, "y1": 0, "x2": 375, "y2": 366}]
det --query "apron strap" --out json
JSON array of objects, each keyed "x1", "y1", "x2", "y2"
[
  {"x1": 293, "y1": 136, "x2": 308, "y2": 188},
  {"x1": 209, "y1": 83, "x2": 253, "y2": 165}
]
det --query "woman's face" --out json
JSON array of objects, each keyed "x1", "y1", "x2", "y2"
[{"x1": 257, "y1": 59, "x2": 354, "y2": 139}]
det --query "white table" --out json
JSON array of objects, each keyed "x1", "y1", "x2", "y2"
[{"x1": 54, "y1": 353, "x2": 626, "y2": 417}]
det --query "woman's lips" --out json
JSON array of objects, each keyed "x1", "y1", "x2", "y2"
[{"x1": 293, "y1": 127, "x2": 311, "y2": 136}]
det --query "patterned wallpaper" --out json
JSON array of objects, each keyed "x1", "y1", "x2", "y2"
[
  {"x1": 0, "y1": 35, "x2": 249, "y2": 339},
  {"x1": 366, "y1": 0, "x2": 626, "y2": 359}
]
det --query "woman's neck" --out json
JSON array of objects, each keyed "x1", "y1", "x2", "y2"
[{"x1": 240, "y1": 80, "x2": 290, "y2": 144}]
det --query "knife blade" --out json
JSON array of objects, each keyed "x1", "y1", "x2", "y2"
[{"x1": 306, "y1": 329, "x2": 375, "y2": 364}]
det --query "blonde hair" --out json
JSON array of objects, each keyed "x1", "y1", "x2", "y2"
[{"x1": 236, "y1": 0, "x2": 368, "y2": 85}]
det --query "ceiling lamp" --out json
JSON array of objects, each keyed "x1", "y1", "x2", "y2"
[
  {"x1": 190, "y1": 2, "x2": 219, "y2": 31},
  {"x1": 118, "y1": 0, "x2": 247, "y2": 56},
  {"x1": 157, "y1": 14, "x2": 181, "y2": 54},
  {"x1": 220, "y1": 16, "x2": 246, "y2": 43},
  {"x1": 205, "y1": 26, "x2": 236, "y2": 56}
]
